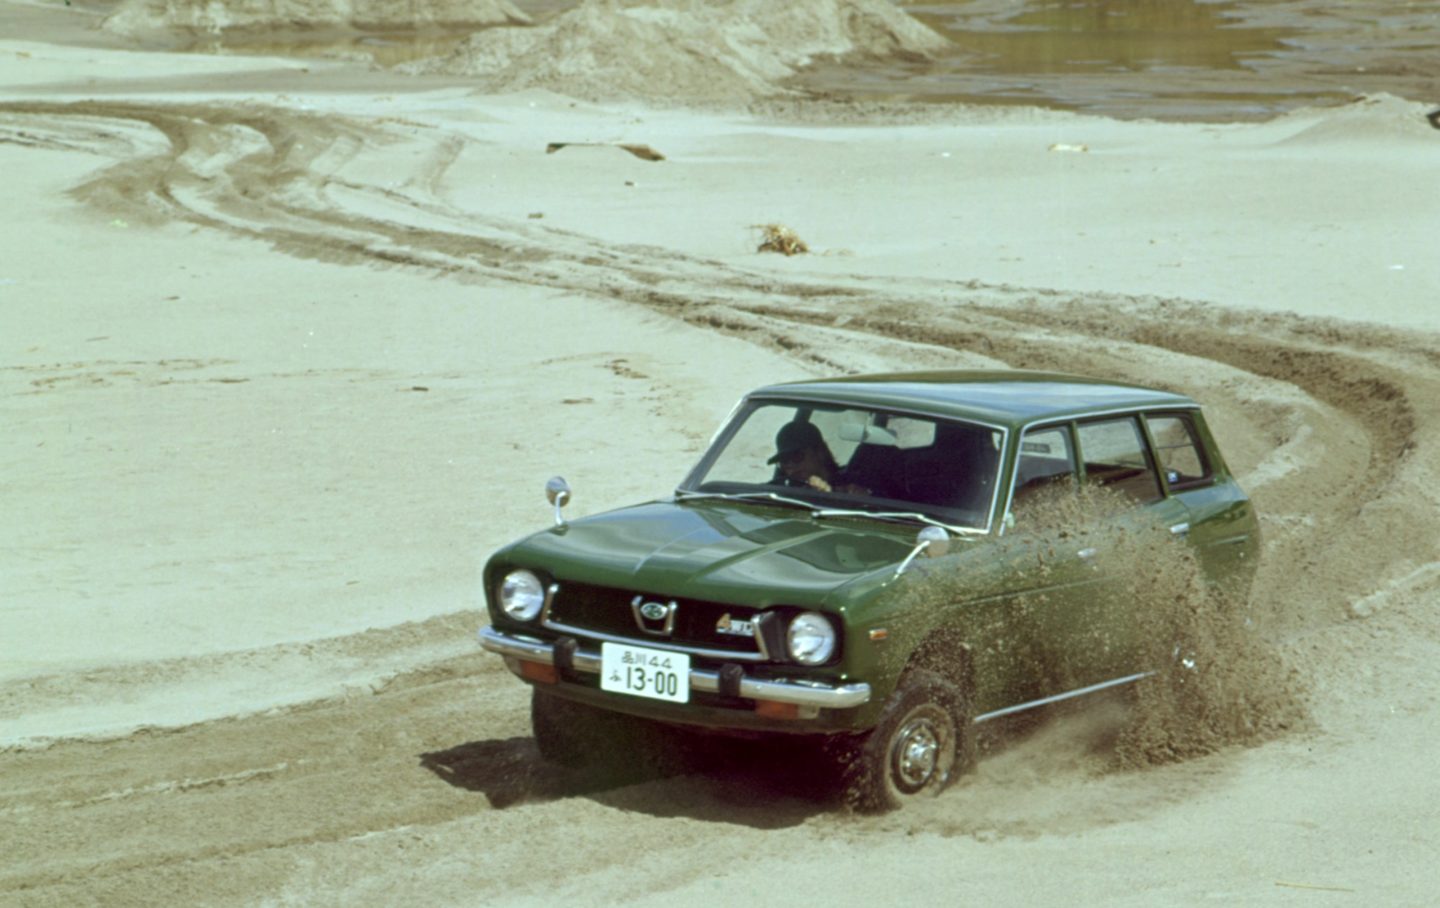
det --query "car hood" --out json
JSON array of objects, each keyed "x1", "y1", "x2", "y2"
[{"x1": 497, "y1": 498, "x2": 918, "y2": 607}]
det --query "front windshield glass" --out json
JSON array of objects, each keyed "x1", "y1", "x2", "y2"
[{"x1": 680, "y1": 399, "x2": 1005, "y2": 532}]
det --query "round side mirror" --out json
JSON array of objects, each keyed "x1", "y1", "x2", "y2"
[
  {"x1": 545, "y1": 476, "x2": 571, "y2": 506},
  {"x1": 545, "y1": 476, "x2": 571, "y2": 527},
  {"x1": 917, "y1": 525, "x2": 951, "y2": 559},
  {"x1": 894, "y1": 525, "x2": 952, "y2": 578}
]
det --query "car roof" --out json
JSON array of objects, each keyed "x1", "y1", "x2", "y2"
[{"x1": 748, "y1": 370, "x2": 1198, "y2": 429}]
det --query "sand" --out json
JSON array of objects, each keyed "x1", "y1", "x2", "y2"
[
  {"x1": 103, "y1": 0, "x2": 531, "y2": 38},
  {"x1": 405, "y1": 0, "x2": 950, "y2": 102},
  {"x1": 2, "y1": 0, "x2": 1438, "y2": 903}
]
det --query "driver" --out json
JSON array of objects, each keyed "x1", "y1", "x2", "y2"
[{"x1": 768, "y1": 421, "x2": 869, "y2": 495}]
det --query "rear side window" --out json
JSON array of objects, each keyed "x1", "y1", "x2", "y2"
[
  {"x1": 1145, "y1": 413, "x2": 1213, "y2": 489},
  {"x1": 1077, "y1": 417, "x2": 1161, "y2": 503}
]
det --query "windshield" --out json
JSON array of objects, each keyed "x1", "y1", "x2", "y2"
[{"x1": 679, "y1": 399, "x2": 1005, "y2": 532}]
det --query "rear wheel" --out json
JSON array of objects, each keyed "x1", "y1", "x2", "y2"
[{"x1": 840, "y1": 670, "x2": 975, "y2": 812}]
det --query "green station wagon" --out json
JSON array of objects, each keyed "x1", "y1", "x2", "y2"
[{"x1": 479, "y1": 371, "x2": 1259, "y2": 809}]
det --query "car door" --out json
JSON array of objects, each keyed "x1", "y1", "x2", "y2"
[
  {"x1": 969, "y1": 416, "x2": 1189, "y2": 712},
  {"x1": 971, "y1": 423, "x2": 1103, "y2": 709},
  {"x1": 1143, "y1": 410, "x2": 1260, "y2": 597},
  {"x1": 1068, "y1": 414, "x2": 1191, "y2": 685}
]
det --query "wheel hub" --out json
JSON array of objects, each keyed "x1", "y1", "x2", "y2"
[{"x1": 891, "y1": 716, "x2": 943, "y2": 792}]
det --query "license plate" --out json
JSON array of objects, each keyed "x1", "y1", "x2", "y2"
[{"x1": 600, "y1": 642, "x2": 690, "y2": 703}]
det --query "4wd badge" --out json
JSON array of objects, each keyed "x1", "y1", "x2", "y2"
[{"x1": 715, "y1": 613, "x2": 756, "y2": 637}]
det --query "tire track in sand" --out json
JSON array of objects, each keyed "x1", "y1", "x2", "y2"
[
  {"x1": 2, "y1": 99, "x2": 1438, "y2": 904},
  {"x1": 3, "y1": 96, "x2": 1436, "y2": 737}
]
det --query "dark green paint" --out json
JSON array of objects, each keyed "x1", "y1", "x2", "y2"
[{"x1": 482, "y1": 371, "x2": 1259, "y2": 735}]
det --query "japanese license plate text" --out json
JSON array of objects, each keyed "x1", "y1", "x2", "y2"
[{"x1": 601, "y1": 642, "x2": 690, "y2": 703}]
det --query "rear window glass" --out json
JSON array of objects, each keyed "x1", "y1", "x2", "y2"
[{"x1": 1146, "y1": 413, "x2": 1213, "y2": 489}]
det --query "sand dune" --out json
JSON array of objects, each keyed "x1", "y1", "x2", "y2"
[
  {"x1": 103, "y1": 0, "x2": 530, "y2": 37},
  {"x1": 407, "y1": 0, "x2": 949, "y2": 102}
]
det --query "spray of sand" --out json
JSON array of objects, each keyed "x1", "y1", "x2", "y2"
[
  {"x1": 1103, "y1": 519, "x2": 1307, "y2": 766},
  {"x1": 900, "y1": 484, "x2": 1306, "y2": 777}
]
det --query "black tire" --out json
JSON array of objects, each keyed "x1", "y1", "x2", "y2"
[
  {"x1": 840, "y1": 670, "x2": 976, "y2": 812},
  {"x1": 530, "y1": 688, "x2": 597, "y2": 768},
  {"x1": 530, "y1": 688, "x2": 688, "y2": 778}
]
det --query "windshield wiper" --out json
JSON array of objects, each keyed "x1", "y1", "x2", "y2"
[
  {"x1": 674, "y1": 489, "x2": 821, "y2": 511},
  {"x1": 813, "y1": 507, "x2": 981, "y2": 535}
]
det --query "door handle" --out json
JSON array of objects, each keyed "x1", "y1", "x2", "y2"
[
  {"x1": 1077, "y1": 547, "x2": 1098, "y2": 561},
  {"x1": 1169, "y1": 522, "x2": 1190, "y2": 537}
]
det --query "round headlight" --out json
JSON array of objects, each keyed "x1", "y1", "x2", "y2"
[
  {"x1": 787, "y1": 612, "x2": 836, "y2": 665},
  {"x1": 499, "y1": 570, "x2": 546, "y2": 622}
]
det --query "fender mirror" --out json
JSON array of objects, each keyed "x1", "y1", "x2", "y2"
[
  {"x1": 545, "y1": 476, "x2": 571, "y2": 527},
  {"x1": 895, "y1": 525, "x2": 951, "y2": 577}
]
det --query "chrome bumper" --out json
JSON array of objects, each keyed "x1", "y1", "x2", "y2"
[{"x1": 478, "y1": 625, "x2": 871, "y2": 709}]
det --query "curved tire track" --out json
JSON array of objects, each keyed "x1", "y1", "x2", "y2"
[{"x1": 2, "y1": 98, "x2": 1438, "y2": 905}]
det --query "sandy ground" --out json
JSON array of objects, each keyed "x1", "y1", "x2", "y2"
[{"x1": 3, "y1": 0, "x2": 1439, "y2": 904}]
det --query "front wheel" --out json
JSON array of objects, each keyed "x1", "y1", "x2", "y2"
[
  {"x1": 839, "y1": 670, "x2": 975, "y2": 812},
  {"x1": 530, "y1": 688, "x2": 598, "y2": 768},
  {"x1": 530, "y1": 688, "x2": 688, "y2": 779}
]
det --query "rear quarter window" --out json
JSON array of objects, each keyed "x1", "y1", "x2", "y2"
[{"x1": 1145, "y1": 413, "x2": 1214, "y2": 489}]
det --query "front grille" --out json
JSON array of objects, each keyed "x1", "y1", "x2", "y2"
[{"x1": 543, "y1": 581, "x2": 764, "y2": 658}]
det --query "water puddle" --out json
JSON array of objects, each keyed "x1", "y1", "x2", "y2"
[
  {"x1": 912, "y1": 0, "x2": 1292, "y2": 73},
  {"x1": 168, "y1": 0, "x2": 1435, "y2": 121},
  {"x1": 795, "y1": 0, "x2": 1350, "y2": 119}
]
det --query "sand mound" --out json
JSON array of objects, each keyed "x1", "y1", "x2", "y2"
[
  {"x1": 405, "y1": 0, "x2": 950, "y2": 103},
  {"x1": 1275, "y1": 93, "x2": 1440, "y2": 146},
  {"x1": 102, "y1": 0, "x2": 530, "y2": 38}
]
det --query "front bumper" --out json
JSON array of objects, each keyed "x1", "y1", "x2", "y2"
[{"x1": 478, "y1": 625, "x2": 872, "y2": 710}]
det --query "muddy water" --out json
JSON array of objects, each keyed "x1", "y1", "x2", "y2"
[
  {"x1": 818, "y1": 0, "x2": 1320, "y2": 117},
  {"x1": 797, "y1": 0, "x2": 1440, "y2": 119},
  {"x1": 511, "y1": 0, "x2": 1440, "y2": 120},
  {"x1": 915, "y1": 0, "x2": 1292, "y2": 73},
  {"x1": 169, "y1": 0, "x2": 1440, "y2": 120}
]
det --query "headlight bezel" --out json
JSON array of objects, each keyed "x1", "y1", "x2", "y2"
[
  {"x1": 786, "y1": 610, "x2": 838, "y2": 666},
  {"x1": 497, "y1": 568, "x2": 547, "y2": 622}
]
